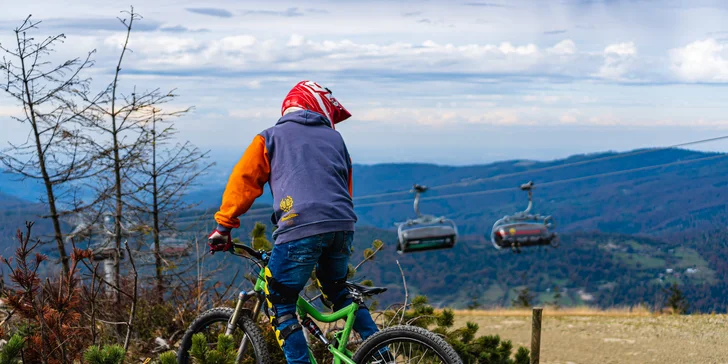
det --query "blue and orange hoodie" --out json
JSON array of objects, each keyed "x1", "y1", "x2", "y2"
[{"x1": 214, "y1": 109, "x2": 356, "y2": 244}]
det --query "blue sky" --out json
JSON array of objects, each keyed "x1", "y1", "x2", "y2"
[{"x1": 2, "y1": 0, "x2": 728, "y2": 166}]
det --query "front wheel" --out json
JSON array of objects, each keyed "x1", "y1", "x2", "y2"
[
  {"x1": 352, "y1": 325, "x2": 462, "y2": 363},
  {"x1": 176, "y1": 307, "x2": 271, "y2": 364}
]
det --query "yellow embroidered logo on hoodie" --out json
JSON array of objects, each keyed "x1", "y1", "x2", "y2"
[
  {"x1": 280, "y1": 196, "x2": 294, "y2": 212},
  {"x1": 279, "y1": 196, "x2": 298, "y2": 223}
]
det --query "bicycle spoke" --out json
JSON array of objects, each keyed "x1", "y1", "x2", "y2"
[
  {"x1": 362, "y1": 338, "x2": 450, "y2": 363},
  {"x1": 415, "y1": 347, "x2": 430, "y2": 364}
]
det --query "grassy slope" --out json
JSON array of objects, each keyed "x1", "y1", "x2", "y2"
[{"x1": 451, "y1": 309, "x2": 728, "y2": 364}]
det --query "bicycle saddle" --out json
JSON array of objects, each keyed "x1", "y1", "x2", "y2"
[{"x1": 346, "y1": 281, "x2": 387, "y2": 297}]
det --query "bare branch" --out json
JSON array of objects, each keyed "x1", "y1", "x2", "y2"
[{"x1": 123, "y1": 240, "x2": 138, "y2": 353}]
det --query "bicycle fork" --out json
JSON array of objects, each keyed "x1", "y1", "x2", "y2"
[{"x1": 226, "y1": 290, "x2": 263, "y2": 364}]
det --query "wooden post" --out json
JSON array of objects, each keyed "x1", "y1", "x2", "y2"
[{"x1": 531, "y1": 307, "x2": 543, "y2": 364}]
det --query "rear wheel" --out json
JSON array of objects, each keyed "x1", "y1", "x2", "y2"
[
  {"x1": 352, "y1": 325, "x2": 462, "y2": 363},
  {"x1": 177, "y1": 307, "x2": 271, "y2": 364}
]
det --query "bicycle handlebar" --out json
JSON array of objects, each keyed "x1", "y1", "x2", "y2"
[
  {"x1": 231, "y1": 242, "x2": 267, "y2": 261},
  {"x1": 207, "y1": 234, "x2": 271, "y2": 266}
]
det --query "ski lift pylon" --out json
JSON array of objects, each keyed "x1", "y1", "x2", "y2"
[
  {"x1": 490, "y1": 181, "x2": 559, "y2": 253},
  {"x1": 395, "y1": 184, "x2": 458, "y2": 254}
]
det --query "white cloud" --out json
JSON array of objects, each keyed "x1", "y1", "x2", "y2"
[
  {"x1": 98, "y1": 33, "x2": 578, "y2": 76},
  {"x1": 287, "y1": 34, "x2": 305, "y2": 47},
  {"x1": 670, "y1": 39, "x2": 728, "y2": 82},
  {"x1": 353, "y1": 106, "x2": 533, "y2": 127},
  {"x1": 596, "y1": 41, "x2": 638, "y2": 80},
  {"x1": 3, "y1": 0, "x2": 728, "y2": 165},
  {"x1": 524, "y1": 95, "x2": 561, "y2": 104},
  {"x1": 472, "y1": 110, "x2": 523, "y2": 125},
  {"x1": 495, "y1": 42, "x2": 539, "y2": 56},
  {"x1": 587, "y1": 114, "x2": 621, "y2": 126},
  {"x1": 547, "y1": 39, "x2": 576, "y2": 55},
  {"x1": 560, "y1": 109, "x2": 581, "y2": 124},
  {"x1": 604, "y1": 42, "x2": 637, "y2": 57},
  {"x1": 246, "y1": 80, "x2": 262, "y2": 89},
  {"x1": 104, "y1": 34, "x2": 201, "y2": 54}
]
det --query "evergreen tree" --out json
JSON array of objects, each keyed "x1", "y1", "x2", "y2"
[
  {"x1": 512, "y1": 287, "x2": 535, "y2": 308},
  {"x1": 665, "y1": 282, "x2": 688, "y2": 314}
]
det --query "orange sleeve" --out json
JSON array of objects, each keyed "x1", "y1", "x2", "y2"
[{"x1": 214, "y1": 135, "x2": 270, "y2": 229}]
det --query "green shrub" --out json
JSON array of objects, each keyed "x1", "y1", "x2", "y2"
[
  {"x1": 83, "y1": 344, "x2": 125, "y2": 364},
  {"x1": 0, "y1": 334, "x2": 24, "y2": 364},
  {"x1": 189, "y1": 333, "x2": 237, "y2": 364},
  {"x1": 156, "y1": 351, "x2": 177, "y2": 364}
]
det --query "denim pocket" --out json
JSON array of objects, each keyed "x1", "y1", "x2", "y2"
[
  {"x1": 341, "y1": 231, "x2": 354, "y2": 256},
  {"x1": 287, "y1": 236, "x2": 322, "y2": 264}
]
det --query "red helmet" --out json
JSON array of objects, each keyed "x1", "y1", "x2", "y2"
[{"x1": 281, "y1": 80, "x2": 351, "y2": 127}]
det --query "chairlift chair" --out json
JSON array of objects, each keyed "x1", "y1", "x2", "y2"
[
  {"x1": 395, "y1": 184, "x2": 458, "y2": 254},
  {"x1": 490, "y1": 181, "x2": 559, "y2": 253}
]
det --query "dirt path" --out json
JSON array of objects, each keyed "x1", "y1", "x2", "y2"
[{"x1": 453, "y1": 311, "x2": 728, "y2": 364}]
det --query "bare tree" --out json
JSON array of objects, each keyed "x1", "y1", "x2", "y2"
[
  {"x1": 0, "y1": 16, "x2": 99, "y2": 275},
  {"x1": 80, "y1": 7, "x2": 184, "y2": 301},
  {"x1": 129, "y1": 107, "x2": 211, "y2": 301}
]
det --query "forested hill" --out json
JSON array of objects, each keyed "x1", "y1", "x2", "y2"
[
  {"x1": 349, "y1": 226, "x2": 728, "y2": 313},
  {"x1": 2, "y1": 147, "x2": 727, "y2": 246},
  {"x1": 2, "y1": 148, "x2": 728, "y2": 312}
]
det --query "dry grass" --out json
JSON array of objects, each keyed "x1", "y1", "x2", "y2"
[
  {"x1": 450, "y1": 305, "x2": 653, "y2": 317},
  {"x1": 451, "y1": 308, "x2": 728, "y2": 364}
]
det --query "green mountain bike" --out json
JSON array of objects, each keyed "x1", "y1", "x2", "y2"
[{"x1": 177, "y1": 240, "x2": 462, "y2": 364}]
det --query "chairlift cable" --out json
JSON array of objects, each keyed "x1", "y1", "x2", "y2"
[
  {"x1": 353, "y1": 134, "x2": 728, "y2": 201},
  {"x1": 390, "y1": 153, "x2": 727, "y2": 254},
  {"x1": 536, "y1": 154, "x2": 727, "y2": 189},
  {"x1": 355, "y1": 153, "x2": 728, "y2": 208}
]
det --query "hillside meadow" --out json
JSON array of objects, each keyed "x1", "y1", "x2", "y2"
[{"x1": 451, "y1": 308, "x2": 728, "y2": 364}]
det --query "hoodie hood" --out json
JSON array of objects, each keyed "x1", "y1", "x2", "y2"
[{"x1": 276, "y1": 109, "x2": 333, "y2": 128}]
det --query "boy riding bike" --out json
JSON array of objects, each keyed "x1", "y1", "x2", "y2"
[{"x1": 208, "y1": 81, "x2": 392, "y2": 364}]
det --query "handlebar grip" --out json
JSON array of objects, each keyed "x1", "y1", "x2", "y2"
[{"x1": 232, "y1": 242, "x2": 265, "y2": 260}]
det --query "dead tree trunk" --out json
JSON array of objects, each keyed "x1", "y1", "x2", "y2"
[
  {"x1": 109, "y1": 9, "x2": 134, "y2": 305},
  {"x1": 151, "y1": 114, "x2": 163, "y2": 300},
  {"x1": 21, "y1": 55, "x2": 69, "y2": 275},
  {"x1": 1, "y1": 17, "x2": 97, "y2": 276}
]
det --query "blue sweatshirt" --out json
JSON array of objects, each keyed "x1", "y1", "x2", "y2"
[{"x1": 214, "y1": 109, "x2": 357, "y2": 244}]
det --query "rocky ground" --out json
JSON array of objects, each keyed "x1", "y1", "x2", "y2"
[{"x1": 453, "y1": 310, "x2": 728, "y2": 364}]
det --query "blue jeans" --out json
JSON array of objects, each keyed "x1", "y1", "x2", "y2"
[{"x1": 266, "y1": 231, "x2": 380, "y2": 364}]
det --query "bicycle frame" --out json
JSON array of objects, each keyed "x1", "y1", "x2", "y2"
[{"x1": 226, "y1": 253, "x2": 360, "y2": 364}]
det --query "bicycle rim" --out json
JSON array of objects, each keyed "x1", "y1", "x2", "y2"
[{"x1": 357, "y1": 337, "x2": 452, "y2": 363}]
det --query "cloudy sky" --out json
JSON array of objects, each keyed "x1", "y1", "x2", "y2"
[{"x1": 2, "y1": 0, "x2": 728, "y2": 165}]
